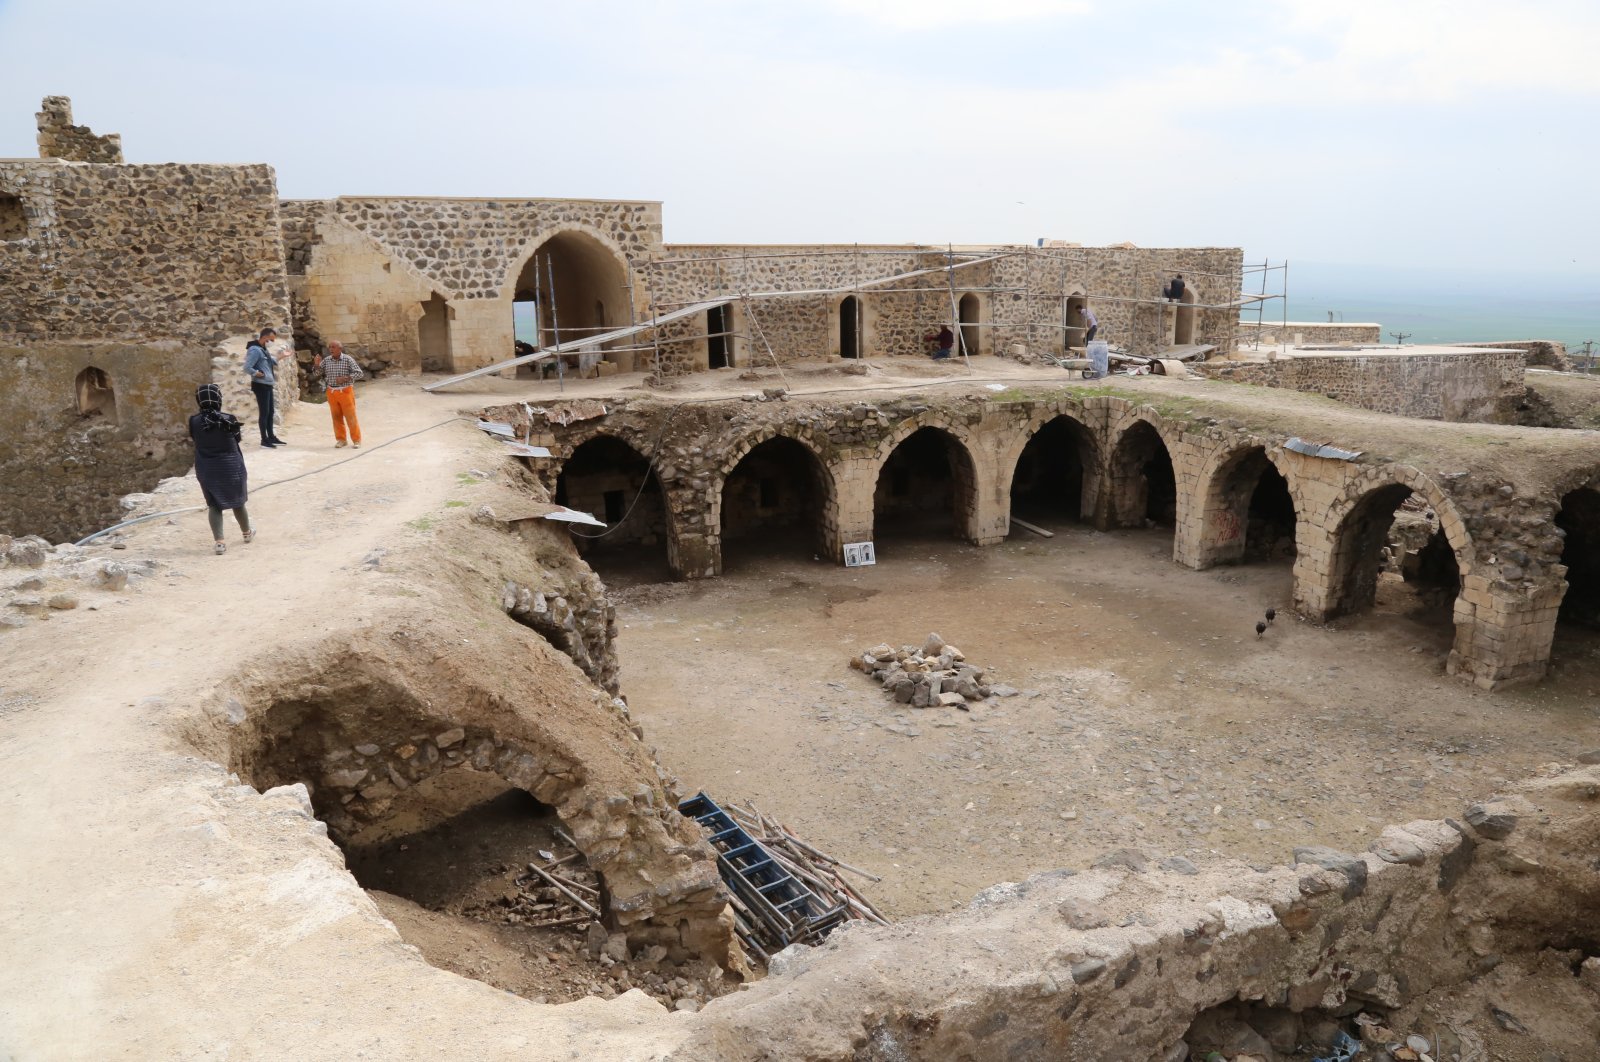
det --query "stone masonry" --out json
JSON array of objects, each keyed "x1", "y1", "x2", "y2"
[
  {"x1": 1196, "y1": 349, "x2": 1526, "y2": 423},
  {"x1": 504, "y1": 390, "x2": 1582, "y2": 690},
  {"x1": 1, "y1": 100, "x2": 292, "y2": 540},
  {"x1": 34, "y1": 96, "x2": 122, "y2": 163}
]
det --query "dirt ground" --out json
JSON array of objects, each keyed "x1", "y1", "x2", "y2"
[{"x1": 612, "y1": 518, "x2": 1600, "y2": 918}]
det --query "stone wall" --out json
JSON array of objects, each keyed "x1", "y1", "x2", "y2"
[
  {"x1": 645, "y1": 244, "x2": 1246, "y2": 370},
  {"x1": 0, "y1": 340, "x2": 205, "y2": 541},
  {"x1": 1241, "y1": 321, "x2": 1383, "y2": 347},
  {"x1": 1458, "y1": 339, "x2": 1570, "y2": 371},
  {"x1": 0, "y1": 159, "x2": 289, "y2": 346},
  {"x1": 677, "y1": 763, "x2": 1600, "y2": 1060},
  {"x1": 0, "y1": 100, "x2": 293, "y2": 542},
  {"x1": 34, "y1": 96, "x2": 122, "y2": 163},
  {"x1": 1196, "y1": 350, "x2": 1526, "y2": 423}
]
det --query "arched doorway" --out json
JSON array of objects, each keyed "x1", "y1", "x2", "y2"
[
  {"x1": 958, "y1": 293, "x2": 980, "y2": 357},
  {"x1": 511, "y1": 231, "x2": 630, "y2": 374},
  {"x1": 1064, "y1": 293, "x2": 1087, "y2": 351},
  {"x1": 418, "y1": 293, "x2": 452, "y2": 372},
  {"x1": 75, "y1": 366, "x2": 116, "y2": 421},
  {"x1": 1009, "y1": 415, "x2": 1097, "y2": 526},
  {"x1": 1109, "y1": 421, "x2": 1176, "y2": 530},
  {"x1": 719, "y1": 437, "x2": 831, "y2": 571},
  {"x1": 1327, "y1": 486, "x2": 1461, "y2": 628},
  {"x1": 839, "y1": 296, "x2": 861, "y2": 359},
  {"x1": 1173, "y1": 286, "x2": 1198, "y2": 345},
  {"x1": 1203, "y1": 447, "x2": 1297, "y2": 566},
  {"x1": 554, "y1": 435, "x2": 671, "y2": 584},
  {"x1": 1556, "y1": 488, "x2": 1600, "y2": 627},
  {"x1": 872, "y1": 427, "x2": 977, "y2": 550},
  {"x1": 707, "y1": 304, "x2": 733, "y2": 369}
]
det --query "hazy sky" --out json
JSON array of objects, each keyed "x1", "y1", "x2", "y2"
[{"x1": 2, "y1": 0, "x2": 1596, "y2": 278}]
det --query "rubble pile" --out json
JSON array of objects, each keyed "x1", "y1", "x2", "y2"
[{"x1": 849, "y1": 632, "x2": 1010, "y2": 708}]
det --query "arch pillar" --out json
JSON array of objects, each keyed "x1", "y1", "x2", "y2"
[
  {"x1": 829, "y1": 450, "x2": 879, "y2": 560},
  {"x1": 1446, "y1": 573, "x2": 1566, "y2": 689},
  {"x1": 663, "y1": 483, "x2": 718, "y2": 580}
]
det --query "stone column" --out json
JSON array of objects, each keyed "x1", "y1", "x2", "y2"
[
  {"x1": 830, "y1": 451, "x2": 879, "y2": 558},
  {"x1": 1446, "y1": 572, "x2": 1566, "y2": 690}
]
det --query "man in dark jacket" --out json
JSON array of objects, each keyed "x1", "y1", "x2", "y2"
[{"x1": 244, "y1": 327, "x2": 290, "y2": 447}]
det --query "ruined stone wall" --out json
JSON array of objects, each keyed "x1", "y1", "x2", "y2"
[
  {"x1": 0, "y1": 148, "x2": 292, "y2": 541},
  {"x1": 0, "y1": 341, "x2": 204, "y2": 541},
  {"x1": 1459, "y1": 339, "x2": 1570, "y2": 371},
  {"x1": 503, "y1": 388, "x2": 1577, "y2": 689},
  {"x1": 34, "y1": 96, "x2": 122, "y2": 163},
  {"x1": 1242, "y1": 321, "x2": 1383, "y2": 347},
  {"x1": 676, "y1": 763, "x2": 1600, "y2": 1061},
  {"x1": 1196, "y1": 350, "x2": 1526, "y2": 423}
]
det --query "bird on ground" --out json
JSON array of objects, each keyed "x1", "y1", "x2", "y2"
[
  {"x1": 1265, "y1": 607, "x2": 1277, "y2": 625},
  {"x1": 1255, "y1": 620, "x2": 1267, "y2": 638}
]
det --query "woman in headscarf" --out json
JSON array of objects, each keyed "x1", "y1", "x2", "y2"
[{"x1": 190, "y1": 384, "x2": 254, "y2": 554}]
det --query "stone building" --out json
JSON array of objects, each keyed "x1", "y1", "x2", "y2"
[
  {"x1": 0, "y1": 98, "x2": 293, "y2": 541},
  {"x1": 0, "y1": 96, "x2": 1252, "y2": 542},
  {"x1": 283, "y1": 195, "x2": 1245, "y2": 378}
]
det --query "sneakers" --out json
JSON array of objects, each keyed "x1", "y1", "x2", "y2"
[
  {"x1": 243, "y1": 529, "x2": 256, "y2": 544},
  {"x1": 352, "y1": 441, "x2": 361, "y2": 448},
  {"x1": 261, "y1": 439, "x2": 278, "y2": 448},
  {"x1": 335, "y1": 440, "x2": 348, "y2": 448},
  {"x1": 214, "y1": 542, "x2": 227, "y2": 555}
]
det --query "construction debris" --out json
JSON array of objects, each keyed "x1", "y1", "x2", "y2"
[
  {"x1": 681, "y1": 793, "x2": 887, "y2": 964},
  {"x1": 850, "y1": 632, "x2": 996, "y2": 708}
]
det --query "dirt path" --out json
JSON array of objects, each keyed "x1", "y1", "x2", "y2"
[
  {"x1": 0, "y1": 380, "x2": 685, "y2": 1059},
  {"x1": 614, "y1": 521, "x2": 1600, "y2": 917}
]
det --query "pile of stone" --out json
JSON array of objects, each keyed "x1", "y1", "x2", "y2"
[{"x1": 849, "y1": 632, "x2": 1008, "y2": 708}]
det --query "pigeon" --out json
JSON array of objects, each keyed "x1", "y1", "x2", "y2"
[
  {"x1": 1265, "y1": 607, "x2": 1277, "y2": 625},
  {"x1": 1255, "y1": 620, "x2": 1267, "y2": 639}
]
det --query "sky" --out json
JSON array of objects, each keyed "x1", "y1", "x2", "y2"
[{"x1": 1, "y1": 0, "x2": 1597, "y2": 288}]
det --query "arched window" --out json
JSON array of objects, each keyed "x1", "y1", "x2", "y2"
[{"x1": 75, "y1": 366, "x2": 117, "y2": 422}]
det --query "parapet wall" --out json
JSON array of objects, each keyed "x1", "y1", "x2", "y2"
[
  {"x1": 1196, "y1": 349, "x2": 1525, "y2": 423},
  {"x1": 1241, "y1": 321, "x2": 1382, "y2": 347}
]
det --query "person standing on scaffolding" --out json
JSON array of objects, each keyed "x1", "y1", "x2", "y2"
[
  {"x1": 1164, "y1": 274, "x2": 1185, "y2": 301},
  {"x1": 1078, "y1": 305, "x2": 1099, "y2": 348}
]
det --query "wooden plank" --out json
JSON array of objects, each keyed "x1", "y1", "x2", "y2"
[{"x1": 1010, "y1": 515, "x2": 1055, "y2": 538}]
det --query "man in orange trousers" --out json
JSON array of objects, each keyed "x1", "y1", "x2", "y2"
[{"x1": 313, "y1": 341, "x2": 366, "y2": 447}]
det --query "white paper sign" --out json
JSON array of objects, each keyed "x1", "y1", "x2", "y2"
[{"x1": 843, "y1": 542, "x2": 876, "y2": 567}]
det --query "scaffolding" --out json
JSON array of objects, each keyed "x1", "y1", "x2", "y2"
[{"x1": 424, "y1": 244, "x2": 1287, "y2": 392}]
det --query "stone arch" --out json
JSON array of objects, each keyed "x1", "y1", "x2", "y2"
[
  {"x1": 553, "y1": 432, "x2": 676, "y2": 581},
  {"x1": 75, "y1": 365, "x2": 116, "y2": 421},
  {"x1": 997, "y1": 406, "x2": 1103, "y2": 525},
  {"x1": 867, "y1": 416, "x2": 982, "y2": 550},
  {"x1": 1104, "y1": 411, "x2": 1184, "y2": 531},
  {"x1": 225, "y1": 638, "x2": 735, "y2": 966},
  {"x1": 1317, "y1": 465, "x2": 1474, "y2": 621},
  {"x1": 504, "y1": 226, "x2": 633, "y2": 369},
  {"x1": 710, "y1": 426, "x2": 839, "y2": 571},
  {"x1": 1554, "y1": 483, "x2": 1600, "y2": 627},
  {"x1": 1192, "y1": 442, "x2": 1301, "y2": 568}
]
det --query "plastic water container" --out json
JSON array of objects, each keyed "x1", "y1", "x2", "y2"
[{"x1": 1087, "y1": 340, "x2": 1109, "y2": 379}]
